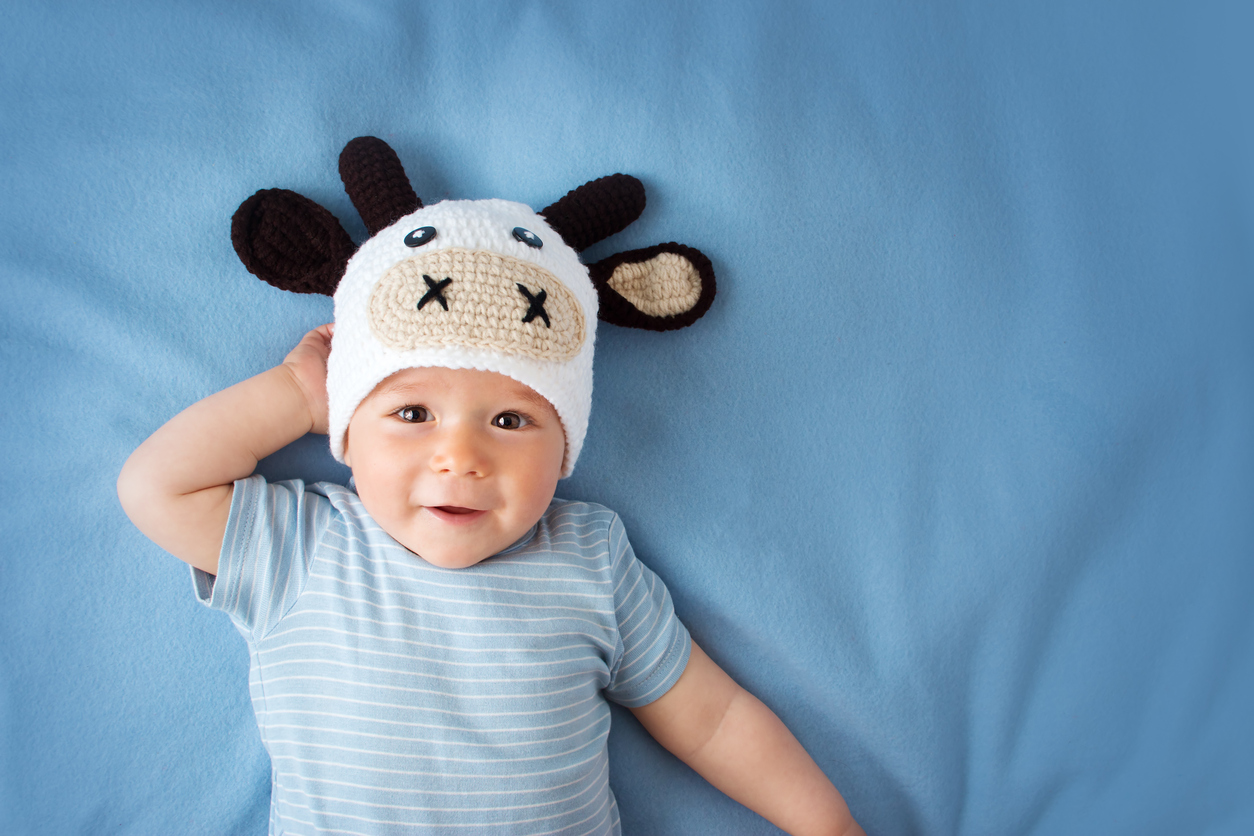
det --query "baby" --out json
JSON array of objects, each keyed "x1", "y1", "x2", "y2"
[{"x1": 118, "y1": 137, "x2": 864, "y2": 836}]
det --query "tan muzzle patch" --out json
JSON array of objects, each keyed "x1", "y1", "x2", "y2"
[{"x1": 367, "y1": 248, "x2": 586, "y2": 361}]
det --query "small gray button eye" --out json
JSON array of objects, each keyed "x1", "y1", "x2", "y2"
[
  {"x1": 405, "y1": 227, "x2": 436, "y2": 247},
  {"x1": 513, "y1": 227, "x2": 543, "y2": 249}
]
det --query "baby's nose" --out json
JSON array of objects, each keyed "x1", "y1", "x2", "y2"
[{"x1": 428, "y1": 425, "x2": 488, "y2": 478}]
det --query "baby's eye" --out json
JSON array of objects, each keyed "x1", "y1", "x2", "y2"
[
  {"x1": 396, "y1": 405, "x2": 432, "y2": 423},
  {"x1": 492, "y1": 412, "x2": 528, "y2": 430}
]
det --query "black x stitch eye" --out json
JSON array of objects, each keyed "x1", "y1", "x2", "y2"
[
  {"x1": 516, "y1": 283, "x2": 550, "y2": 328},
  {"x1": 417, "y1": 275, "x2": 452, "y2": 311},
  {"x1": 404, "y1": 226, "x2": 436, "y2": 247},
  {"x1": 512, "y1": 227, "x2": 543, "y2": 249}
]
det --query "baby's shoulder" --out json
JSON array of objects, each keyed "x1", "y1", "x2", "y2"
[
  {"x1": 257, "y1": 477, "x2": 372, "y2": 534},
  {"x1": 529, "y1": 497, "x2": 628, "y2": 556},
  {"x1": 314, "y1": 479, "x2": 362, "y2": 506},
  {"x1": 544, "y1": 496, "x2": 620, "y2": 529}
]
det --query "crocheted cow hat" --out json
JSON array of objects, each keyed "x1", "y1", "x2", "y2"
[{"x1": 231, "y1": 136, "x2": 716, "y2": 476}]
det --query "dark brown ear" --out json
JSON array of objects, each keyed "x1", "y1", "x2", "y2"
[
  {"x1": 588, "y1": 242, "x2": 716, "y2": 331},
  {"x1": 339, "y1": 136, "x2": 421, "y2": 236},
  {"x1": 231, "y1": 188, "x2": 356, "y2": 296},
  {"x1": 540, "y1": 174, "x2": 646, "y2": 253}
]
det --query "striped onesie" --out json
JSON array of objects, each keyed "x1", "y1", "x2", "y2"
[{"x1": 193, "y1": 475, "x2": 691, "y2": 835}]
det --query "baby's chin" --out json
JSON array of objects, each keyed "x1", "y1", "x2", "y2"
[
  {"x1": 409, "y1": 548, "x2": 496, "y2": 570},
  {"x1": 391, "y1": 533, "x2": 504, "y2": 569}
]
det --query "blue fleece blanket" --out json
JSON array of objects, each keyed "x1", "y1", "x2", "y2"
[{"x1": 2, "y1": 2, "x2": 1251, "y2": 833}]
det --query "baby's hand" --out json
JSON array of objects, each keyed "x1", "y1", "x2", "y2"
[{"x1": 282, "y1": 324, "x2": 334, "y2": 435}]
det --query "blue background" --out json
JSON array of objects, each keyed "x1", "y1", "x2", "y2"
[{"x1": 2, "y1": 1, "x2": 1252, "y2": 833}]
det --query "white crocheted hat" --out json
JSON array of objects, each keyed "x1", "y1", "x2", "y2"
[
  {"x1": 230, "y1": 136, "x2": 718, "y2": 477},
  {"x1": 327, "y1": 198, "x2": 597, "y2": 474}
]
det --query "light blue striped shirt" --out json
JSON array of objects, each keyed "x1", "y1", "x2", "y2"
[{"x1": 193, "y1": 475, "x2": 690, "y2": 835}]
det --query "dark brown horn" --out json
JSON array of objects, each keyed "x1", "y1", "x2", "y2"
[
  {"x1": 540, "y1": 174, "x2": 646, "y2": 253},
  {"x1": 338, "y1": 136, "x2": 421, "y2": 235}
]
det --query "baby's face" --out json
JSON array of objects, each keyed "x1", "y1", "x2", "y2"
[{"x1": 343, "y1": 367, "x2": 567, "y2": 568}]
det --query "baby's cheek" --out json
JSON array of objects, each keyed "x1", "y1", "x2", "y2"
[{"x1": 350, "y1": 461, "x2": 408, "y2": 520}]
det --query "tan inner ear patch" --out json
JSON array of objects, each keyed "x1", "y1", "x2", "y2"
[
  {"x1": 606, "y1": 252, "x2": 703, "y2": 318},
  {"x1": 368, "y1": 248, "x2": 585, "y2": 361}
]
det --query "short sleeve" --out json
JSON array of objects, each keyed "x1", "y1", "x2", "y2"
[
  {"x1": 190, "y1": 474, "x2": 330, "y2": 643},
  {"x1": 603, "y1": 514, "x2": 691, "y2": 707}
]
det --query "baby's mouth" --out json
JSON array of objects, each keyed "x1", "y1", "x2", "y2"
[{"x1": 425, "y1": 505, "x2": 488, "y2": 524}]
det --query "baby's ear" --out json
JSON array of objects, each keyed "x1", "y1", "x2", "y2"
[
  {"x1": 588, "y1": 243, "x2": 716, "y2": 331},
  {"x1": 231, "y1": 188, "x2": 356, "y2": 296}
]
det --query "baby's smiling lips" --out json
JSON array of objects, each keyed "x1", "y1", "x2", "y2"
[{"x1": 425, "y1": 505, "x2": 488, "y2": 524}]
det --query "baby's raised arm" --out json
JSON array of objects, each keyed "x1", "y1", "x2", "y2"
[
  {"x1": 631, "y1": 640, "x2": 866, "y2": 836},
  {"x1": 117, "y1": 325, "x2": 334, "y2": 575}
]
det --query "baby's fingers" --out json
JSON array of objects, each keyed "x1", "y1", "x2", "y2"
[
  {"x1": 302, "y1": 323, "x2": 335, "y2": 357},
  {"x1": 282, "y1": 324, "x2": 334, "y2": 434}
]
